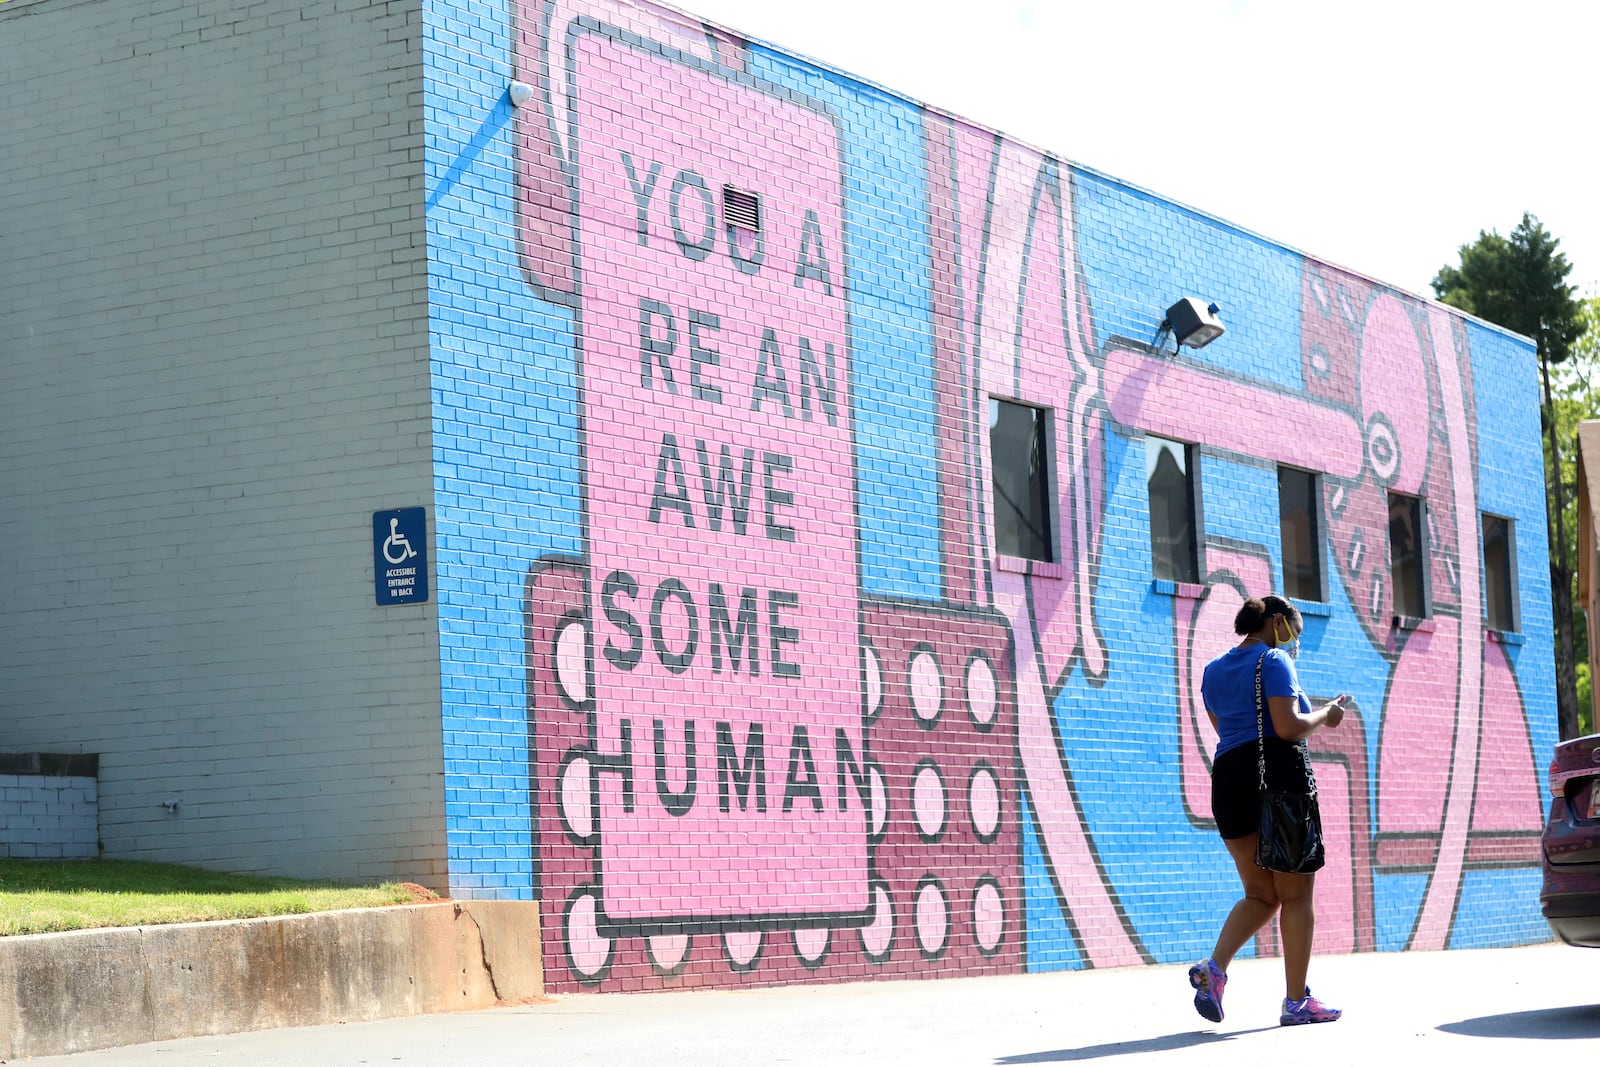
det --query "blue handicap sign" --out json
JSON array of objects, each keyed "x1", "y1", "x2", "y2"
[{"x1": 374, "y1": 507, "x2": 429, "y2": 606}]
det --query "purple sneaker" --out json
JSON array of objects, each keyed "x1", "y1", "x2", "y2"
[
  {"x1": 1280, "y1": 988, "x2": 1341, "y2": 1026},
  {"x1": 1188, "y1": 957, "x2": 1227, "y2": 1022}
]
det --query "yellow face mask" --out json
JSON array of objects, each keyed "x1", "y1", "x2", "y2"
[{"x1": 1275, "y1": 618, "x2": 1299, "y2": 660}]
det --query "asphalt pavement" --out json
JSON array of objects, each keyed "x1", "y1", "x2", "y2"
[{"x1": 30, "y1": 942, "x2": 1600, "y2": 1065}]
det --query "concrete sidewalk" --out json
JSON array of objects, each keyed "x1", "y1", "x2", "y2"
[{"x1": 28, "y1": 941, "x2": 1600, "y2": 1066}]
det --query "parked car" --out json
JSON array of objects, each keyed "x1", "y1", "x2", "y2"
[{"x1": 1542, "y1": 734, "x2": 1600, "y2": 946}]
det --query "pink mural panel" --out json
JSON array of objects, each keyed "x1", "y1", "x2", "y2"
[{"x1": 571, "y1": 32, "x2": 862, "y2": 924}]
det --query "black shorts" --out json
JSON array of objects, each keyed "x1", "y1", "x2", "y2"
[{"x1": 1211, "y1": 739, "x2": 1318, "y2": 840}]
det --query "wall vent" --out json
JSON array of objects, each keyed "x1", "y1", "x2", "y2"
[{"x1": 722, "y1": 186, "x2": 761, "y2": 232}]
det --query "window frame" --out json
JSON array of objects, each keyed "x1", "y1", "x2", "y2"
[
  {"x1": 1145, "y1": 434, "x2": 1203, "y2": 585},
  {"x1": 1277, "y1": 464, "x2": 1326, "y2": 603},
  {"x1": 1387, "y1": 490, "x2": 1431, "y2": 622},
  {"x1": 988, "y1": 397, "x2": 1057, "y2": 565},
  {"x1": 1481, "y1": 512, "x2": 1520, "y2": 633}
]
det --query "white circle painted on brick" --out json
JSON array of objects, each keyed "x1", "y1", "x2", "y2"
[
  {"x1": 724, "y1": 929, "x2": 762, "y2": 967},
  {"x1": 555, "y1": 619, "x2": 589, "y2": 703},
  {"x1": 909, "y1": 649, "x2": 943, "y2": 723},
  {"x1": 566, "y1": 890, "x2": 610, "y2": 979},
  {"x1": 973, "y1": 879, "x2": 1004, "y2": 954},
  {"x1": 648, "y1": 933, "x2": 689, "y2": 971},
  {"x1": 913, "y1": 762, "x2": 946, "y2": 838},
  {"x1": 969, "y1": 765, "x2": 1000, "y2": 839},
  {"x1": 559, "y1": 754, "x2": 594, "y2": 839},
  {"x1": 864, "y1": 644, "x2": 883, "y2": 720},
  {"x1": 793, "y1": 927, "x2": 829, "y2": 963},
  {"x1": 860, "y1": 883, "x2": 893, "y2": 959},
  {"x1": 915, "y1": 880, "x2": 948, "y2": 956},
  {"x1": 966, "y1": 654, "x2": 997, "y2": 727},
  {"x1": 868, "y1": 765, "x2": 889, "y2": 837}
]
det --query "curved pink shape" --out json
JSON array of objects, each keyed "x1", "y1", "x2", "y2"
[
  {"x1": 1471, "y1": 637, "x2": 1543, "y2": 842},
  {"x1": 1358, "y1": 295, "x2": 1433, "y2": 495},
  {"x1": 859, "y1": 884, "x2": 893, "y2": 958},
  {"x1": 915, "y1": 881, "x2": 950, "y2": 956},
  {"x1": 566, "y1": 890, "x2": 612, "y2": 978},
  {"x1": 943, "y1": 132, "x2": 1135, "y2": 966},
  {"x1": 1376, "y1": 621, "x2": 1463, "y2": 844},
  {"x1": 995, "y1": 571, "x2": 1144, "y2": 966},
  {"x1": 955, "y1": 131, "x2": 1107, "y2": 687},
  {"x1": 1102, "y1": 346, "x2": 1366, "y2": 479},
  {"x1": 973, "y1": 880, "x2": 1006, "y2": 954},
  {"x1": 1409, "y1": 308, "x2": 1483, "y2": 949},
  {"x1": 723, "y1": 929, "x2": 762, "y2": 967},
  {"x1": 648, "y1": 933, "x2": 690, "y2": 970}
]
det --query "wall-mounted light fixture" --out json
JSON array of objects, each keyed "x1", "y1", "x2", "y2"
[
  {"x1": 508, "y1": 81, "x2": 535, "y2": 108},
  {"x1": 1164, "y1": 297, "x2": 1225, "y2": 349}
]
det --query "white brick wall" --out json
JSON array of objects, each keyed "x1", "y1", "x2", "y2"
[{"x1": 0, "y1": 0, "x2": 446, "y2": 886}]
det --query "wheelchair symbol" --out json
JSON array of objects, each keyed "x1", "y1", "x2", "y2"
[{"x1": 382, "y1": 517, "x2": 418, "y2": 565}]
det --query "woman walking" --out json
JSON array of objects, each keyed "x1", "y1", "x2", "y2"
[{"x1": 1189, "y1": 594, "x2": 1347, "y2": 1026}]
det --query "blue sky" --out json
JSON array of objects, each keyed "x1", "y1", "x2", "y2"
[{"x1": 678, "y1": 0, "x2": 1598, "y2": 302}]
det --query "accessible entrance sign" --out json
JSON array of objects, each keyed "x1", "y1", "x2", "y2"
[{"x1": 373, "y1": 507, "x2": 429, "y2": 606}]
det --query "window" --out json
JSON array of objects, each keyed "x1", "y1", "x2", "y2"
[
  {"x1": 1483, "y1": 513, "x2": 1519, "y2": 632},
  {"x1": 990, "y1": 398, "x2": 1053, "y2": 562},
  {"x1": 1388, "y1": 492, "x2": 1428, "y2": 619},
  {"x1": 1278, "y1": 466, "x2": 1324, "y2": 602},
  {"x1": 1147, "y1": 436, "x2": 1200, "y2": 583}
]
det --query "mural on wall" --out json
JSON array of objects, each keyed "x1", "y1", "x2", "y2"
[
  {"x1": 1130, "y1": 267, "x2": 1544, "y2": 954},
  {"x1": 511, "y1": 0, "x2": 1546, "y2": 991},
  {"x1": 516, "y1": 4, "x2": 1023, "y2": 990}
]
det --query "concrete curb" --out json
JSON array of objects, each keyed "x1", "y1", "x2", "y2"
[{"x1": 0, "y1": 900, "x2": 542, "y2": 1059}]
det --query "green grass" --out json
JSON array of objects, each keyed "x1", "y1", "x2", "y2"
[{"x1": 0, "y1": 859, "x2": 433, "y2": 936}]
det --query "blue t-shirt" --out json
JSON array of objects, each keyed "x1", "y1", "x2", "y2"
[{"x1": 1201, "y1": 644, "x2": 1311, "y2": 758}]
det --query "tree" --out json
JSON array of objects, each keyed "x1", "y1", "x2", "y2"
[
  {"x1": 1434, "y1": 214, "x2": 1587, "y2": 739},
  {"x1": 1550, "y1": 296, "x2": 1600, "y2": 733}
]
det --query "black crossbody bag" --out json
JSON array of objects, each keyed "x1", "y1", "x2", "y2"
[{"x1": 1254, "y1": 650, "x2": 1326, "y2": 874}]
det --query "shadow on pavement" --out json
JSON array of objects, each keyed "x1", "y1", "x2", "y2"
[
  {"x1": 1439, "y1": 1004, "x2": 1600, "y2": 1040},
  {"x1": 996, "y1": 1027, "x2": 1278, "y2": 1062}
]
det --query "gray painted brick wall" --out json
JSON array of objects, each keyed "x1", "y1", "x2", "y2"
[
  {"x1": 0, "y1": 0, "x2": 446, "y2": 886},
  {"x1": 0, "y1": 775, "x2": 99, "y2": 859}
]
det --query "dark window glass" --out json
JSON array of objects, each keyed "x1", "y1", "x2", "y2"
[
  {"x1": 1278, "y1": 467, "x2": 1323, "y2": 601},
  {"x1": 1147, "y1": 436, "x2": 1199, "y2": 583},
  {"x1": 1483, "y1": 514, "x2": 1517, "y2": 632},
  {"x1": 1388, "y1": 492, "x2": 1427, "y2": 618},
  {"x1": 990, "y1": 399, "x2": 1053, "y2": 562}
]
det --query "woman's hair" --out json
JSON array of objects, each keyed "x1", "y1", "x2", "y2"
[{"x1": 1234, "y1": 595, "x2": 1303, "y2": 635}]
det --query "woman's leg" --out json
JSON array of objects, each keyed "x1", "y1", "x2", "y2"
[
  {"x1": 1210, "y1": 834, "x2": 1280, "y2": 969},
  {"x1": 1272, "y1": 870, "x2": 1316, "y2": 1001}
]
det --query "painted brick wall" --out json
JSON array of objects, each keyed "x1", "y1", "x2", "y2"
[
  {"x1": 0, "y1": 776, "x2": 98, "y2": 860},
  {"x1": 0, "y1": 0, "x2": 1560, "y2": 993},
  {"x1": 424, "y1": 0, "x2": 1556, "y2": 990},
  {"x1": 0, "y1": 0, "x2": 447, "y2": 885}
]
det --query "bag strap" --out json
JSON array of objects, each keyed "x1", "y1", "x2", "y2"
[{"x1": 1255, "y1": 649, "x2": 1269, "y2": 792}]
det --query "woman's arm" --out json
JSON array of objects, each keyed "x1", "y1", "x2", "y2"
[{"x1": 1267, "y1": 693, "x2": 1347, "y2": 740}]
